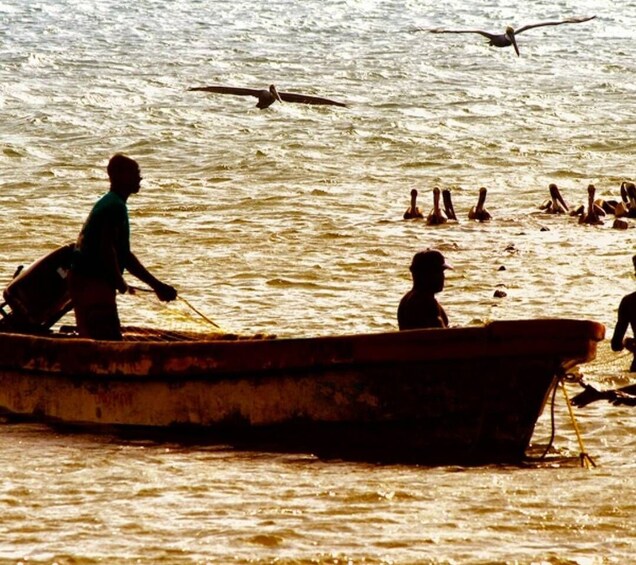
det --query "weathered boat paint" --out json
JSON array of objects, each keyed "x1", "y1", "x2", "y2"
[{"x1": 0, "y1": 319, "x2": 604, "y2": 464}]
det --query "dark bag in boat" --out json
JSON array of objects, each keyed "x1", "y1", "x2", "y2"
[{"x1": 1, "y1": 243, "x2": 75, "y2": 331}]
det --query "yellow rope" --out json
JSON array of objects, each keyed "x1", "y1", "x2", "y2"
[
  {"x1": 561, "y1": 380, "x2": 596, "y2": 469},
  {"x1": 177, "y1": 296, "x2": 221, "y2": 329},
  {"x1": 128, "y1": 286, "x2": 223, "y2": 330}
]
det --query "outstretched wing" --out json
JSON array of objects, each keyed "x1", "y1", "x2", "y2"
[
  {"x1": 515, "y1": 15, "x2": 596, "y2": 35},
  {"x1": 429, "y1": 28, "x2": 498, "y2": 41},
  {"x1": 188, "y1": 86, "x2": 262, "y2": 98},
  {"x1": 277, "y1": 91, "x2": 347, "y2": 107}
]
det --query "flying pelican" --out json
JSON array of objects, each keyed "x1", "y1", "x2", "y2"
[
  {"x1": 468, "y1": 187, "x2": 492, "y2": 222},
  {"x1": 429, "y1": 15, "x2": 596, "y2": 56},
  {"x1": 188, "y1": 84, "x2": 347, "y2": 109},
  {"x1": 403, "y1": 189, "x2": 424, "y2": 220}
]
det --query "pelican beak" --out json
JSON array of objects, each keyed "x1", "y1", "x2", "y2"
[
  {"x1": 507, "y1": 29, "x2": 520, "y2": 57},
  {"x1": 270, "y1": 84, "x2": 283, "y2": 103}
]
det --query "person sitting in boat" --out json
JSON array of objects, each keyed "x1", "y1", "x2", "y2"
[
  {"x1": 397, "y1": 249, "x2": 452, "y2": 330},
  {"x1": 68, "y1": 153, "x2": 178, "y2": 340}
]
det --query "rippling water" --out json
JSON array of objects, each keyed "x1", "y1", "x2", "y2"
[{"x1": 1, "y1": 0, "x2": 635, "y2": 562}]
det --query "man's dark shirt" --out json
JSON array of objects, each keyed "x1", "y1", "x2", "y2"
[{"x1": 397, "y1": 289, "x2": 448, "y2": 330}]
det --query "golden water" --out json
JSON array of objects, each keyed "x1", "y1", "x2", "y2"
[{"x1": 1, "y1": 0, "x2": 635, "y2": 562}]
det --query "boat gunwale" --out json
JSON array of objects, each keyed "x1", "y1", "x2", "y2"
[{"x1": 0, "y1": 318, "x2": 605, "y2": 378}]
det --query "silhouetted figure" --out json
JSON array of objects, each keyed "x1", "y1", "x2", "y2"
[
  {"x1": 572, "y1": 254, "x2": 636, "y2": 407},
  {"x1": 69, "y1": 154, "x2": 178, "y2": 340},
  {"x1": 607, "y1": 255, "x2": 636, "y2": 372},
  {"x1": 397, "y1": 249, "x2": 452, "y2": 330}
]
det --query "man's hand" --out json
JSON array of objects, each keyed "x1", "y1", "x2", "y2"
[
  {"x1": 624, "y1": 337, "x2": 636, "y2": 352},
  {"x1": 154, "y1": 282, "x2": 178, "y2": 302}
]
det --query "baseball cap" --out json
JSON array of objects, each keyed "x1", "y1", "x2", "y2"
[{"x1": 410, "y1": 249, "x2": 452, "y2": 274}]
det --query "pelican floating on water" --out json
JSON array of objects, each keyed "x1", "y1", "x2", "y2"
[
  {"x1": 403, "y1": 189, "x2": 424, "y2": 219},
  {"x1": 468, "y1": 187, "x2": 492, "y2": 222},
  {"x1": 427, "y1": 187, "x2": 448, "y2": 226},
  {"x1": 442, "y1": 188, "x2": 457, "y2": 221},
  {"x1": 188, "y1": 84, "x2": 347, "y2": 109},
  {"x1": 615, "y1": 182, "x2": 636, "y2": 218},
  {"x1": 578, "y1": 184, "x2": 604, "y2": 225},
  {"x1": 429, "y1": 15, "x2": 596, "y2": 56},
  {"x1": 540, "y1": 183, "x2": 569, "y2": 214}
]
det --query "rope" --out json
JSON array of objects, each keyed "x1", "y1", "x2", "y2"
[
  {"x1": 536, "y1": 379, "x2": 560, "y2": 460},
  {"x1": 561, "y1": 379, "x2": 596, "y2": 469},
  {"x1": 177, "y1": 296, "x2": 221, "y2": 329},
  {"x1": 127, "y1": 285, "x2": 223, "y2": 330}
]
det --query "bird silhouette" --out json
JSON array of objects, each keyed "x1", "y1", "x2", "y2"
[
  {"x1": 189, "y1": 84, "x2": 347, "y2": 109},
  {"x1": 442, "y1": 189, "x2": 457, "y2": 221},
  {"x1": 426, "y1": 187, "x2": 448, "y2": 226},
  {"x1": 615, "y1": 182, "x2": 636, "y2": 218},
  {"x1": 578, "y1": 184, "x2": 604, "y2": 225},
  {"x1": 468, "y1": 187, "x2": 492, "y2": 222},
  {"x1": 429, "y1": 15, "x2": 596, "y2": 56},
  {"x1": 403, "y1": 189, "x2": 424, "y2": 219},
  {"x1": 539, "y1": 183, "x2": 569, "y2": 214}
]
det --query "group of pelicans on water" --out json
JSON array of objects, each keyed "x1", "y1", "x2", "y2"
[{"x1": 403, "y1": 181, "x2": 636, "y2": 229}]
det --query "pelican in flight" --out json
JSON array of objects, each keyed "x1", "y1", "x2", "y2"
[
  {"x1": 429, "y1": 15, "x2": 596, "y2": 56},
  {"x1": 188, "y1": 84, "x2": 347, "y2": 109}
]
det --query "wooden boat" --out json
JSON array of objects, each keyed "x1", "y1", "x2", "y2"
[
  {"x1": 0, "y1": 245, "x2": 606, "y2": 464},
  {"x1": 0, "y1": 318, "x2": 604, "y2": 465}
]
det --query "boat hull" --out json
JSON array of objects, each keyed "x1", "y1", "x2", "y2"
[{"x1": 0, "y1": 319, "x2": 605, "y2": 464}]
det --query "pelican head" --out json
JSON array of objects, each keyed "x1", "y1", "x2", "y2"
[
  {"x1": 505, "y1": 26, "x2": 520, "y2": 56},
  {"x1": 269, "y1": 84, "x2": 283, "y2": 103}
]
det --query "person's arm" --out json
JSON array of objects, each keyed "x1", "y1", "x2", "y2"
[
  {"x1": 125, "y1": 252, "x2": 177, "y2": 302},
  {"x1": 611, "y1": 296, "x2": 630, "y2": 351}
]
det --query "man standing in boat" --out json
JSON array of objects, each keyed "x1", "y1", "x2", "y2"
[
  {"x1": 69, "y1": 153, "x2": 178, "y2": 340},
  {"x1": 397, "y1": 249, "x2": 451, "y2": 330},
  {"x1": 609, "y1": 256, "x2": 636, "y2": 372},
  {"x1": 572, "y1": 254, "x2": 636, "y2": 407}
]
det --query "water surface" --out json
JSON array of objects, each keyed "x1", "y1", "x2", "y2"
[{"x1": 1, "y1": 0, "x2": 635, "y2": 562}]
